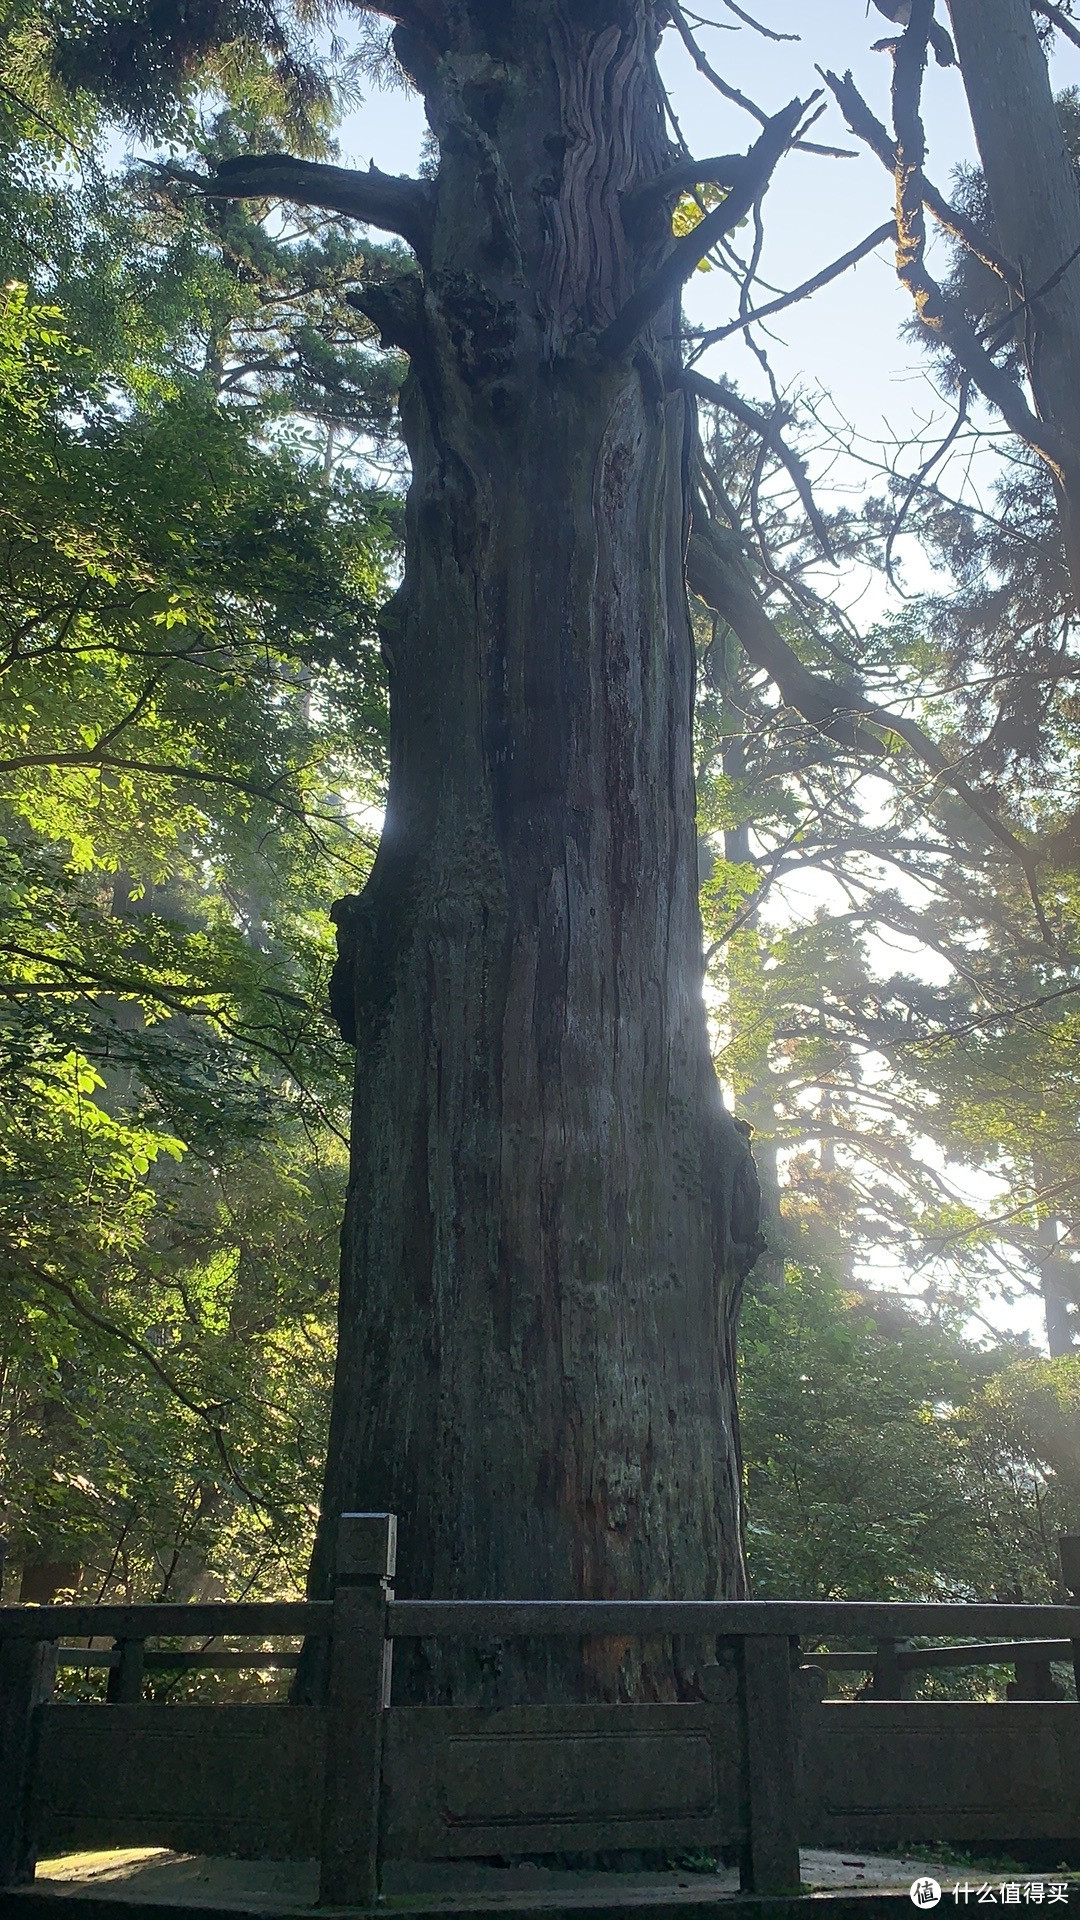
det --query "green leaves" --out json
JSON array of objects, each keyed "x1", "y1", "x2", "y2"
[
  {"x1": 741, "y1": 1262, "x2": 1080, "y2": 1609},
  {"x1": 0, "y1": 32, "x2": 401, "y2": 1603},
  {"x1": 0, "y1": 281, "x2": 75, "y2": 413},
  {"x1": 671, "y1": 182, "x2": 741, "y2": 271}
]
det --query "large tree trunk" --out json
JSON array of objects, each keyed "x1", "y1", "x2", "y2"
[
  {"x1": 947, "y1": 0, "x2": 1080, "y2": 590},
  {"x1": 312, "y1": 0, "x2": 761, "y2": 1699}
]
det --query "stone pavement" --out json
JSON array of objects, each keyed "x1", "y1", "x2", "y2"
[{"x1": 7, "y1": 1848, "x2": 1064, "y2": 1912}]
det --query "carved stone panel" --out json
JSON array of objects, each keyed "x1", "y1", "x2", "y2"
[
  {"x1": 34, "y1": 1705, "x2": 324, "y2": 1859},
  {"x1": 382, "y1": 1703, "x2": 746, "y2": 1858},
  {"x1": 803, "y1": 1702, "x2": 1080, "y2": 1845}
]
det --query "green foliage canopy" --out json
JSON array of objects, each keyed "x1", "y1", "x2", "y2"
[{"x1": 0, "y1": 29, "x2": 401, "y2": 1600}]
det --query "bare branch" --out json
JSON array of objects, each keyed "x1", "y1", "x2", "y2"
[
  {"x1": 600, "y1": 97, "x2": 808, "y2": 358},
  {"x1": 892, "y1": 0, "x2": 935, "y2": 265},
  {"x1": 686, "y1": 220, "x2": 894, "y2": 350},
  {"x1": 625, "y1": 152, "x2": 749, "y2": 224},
  {"x1": 815, "y1": 41, "x2": 1078, "y2": 541},
  {"x1": 191, "y1": 153, "x2": 435, "y2": 259},
  {"x1": 684, "y1": 368, "x2": 837, "y2": 562},
  {"x1": 819, "y1": 66, "x2": 1023, "y2": 293},
  {"x1": 716, "y1": 0, "x2": 799, "y2": 40},
  {"x1": 666, "y1": 0, "x2": 769, "y2": 122},
  {"x1": 1031, "y1": 0, "x2": 1080, "y2": 49},
  {"x1": 665, "y1": 0, "x2": 853, "y2": 154},
  {"x1": 870, "y1": 0, "x2": 956, "y2": 63}
]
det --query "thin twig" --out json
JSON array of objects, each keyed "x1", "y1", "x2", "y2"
[
  {"x1": 601, "y1": 97, "x2": 809, "y2": 356},
  {"x1": 717, "y1": 0, "x2": 799, "y2": 41},
  {"x1": 686, "y1": 370, "x2": 837, "y2": 562},
  {"x1": 666, "y1": 0, "x2": 854, "y2": 155},
  {"x1": 884, "y1": 375, "x2": 973, "y2": 592},
  {"x1": 687, "y1": 221, "x2": 895, "y2": 354}
]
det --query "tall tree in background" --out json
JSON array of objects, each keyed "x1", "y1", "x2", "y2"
[{"x1": 821, "y1": 8, "x2": 1080, "y2": 1288}]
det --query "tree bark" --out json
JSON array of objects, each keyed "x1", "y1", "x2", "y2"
[
  {"x1": 947, "y1": 0, "x2": 1080, "y2": 591},
  {"x1": 309, "y1": 0, "x2": 761, "y2": 1700},
  {"x1": 1034, "y1": 1193, "x2": 1077, "y2": 1356}
]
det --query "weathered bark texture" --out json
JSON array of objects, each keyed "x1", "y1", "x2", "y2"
[
  {"x1": 947, "y1": 0, "x2": 1080, "y2": 591},
  {"x1": 310, "y1": 0, "x2": 761, "y2": 1697}
]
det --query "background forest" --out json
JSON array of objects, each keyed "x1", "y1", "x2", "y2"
[{"x1": 2, "y1": 0, "x2": 1079, "y2": 1617}]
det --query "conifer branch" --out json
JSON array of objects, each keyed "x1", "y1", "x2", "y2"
[{"x1": 687, "y1": 510, "x2": 1039, "y2": 879}]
